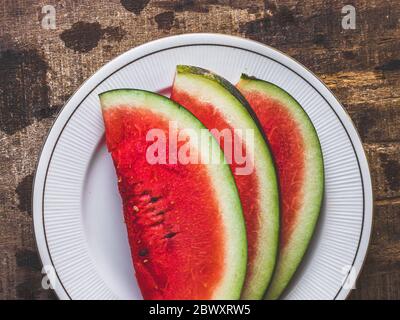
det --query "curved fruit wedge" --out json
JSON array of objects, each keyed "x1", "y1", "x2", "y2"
[
  {"x1": 171, "y1": 66, "x2": 280, "y2": 300},
  {"x1": 237, "y1": 75, "x2": 324, "y2": 300},
  {"x1": 100, "y1": 89, "x2": 247, "y2": 300}
]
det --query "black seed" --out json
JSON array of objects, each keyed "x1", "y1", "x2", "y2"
[
  {"x1": 150, "y1": 196, "x2": 160, "y2": 203},
  {"x1": 150, "y1": 220, "x2": 164, "y2": 227},
  {"x1": 164, "y1": 232, "x2": 177, "y2": 239},
  {"x1": 139, "y1": 248, "x2": 148, "y2": 257}
]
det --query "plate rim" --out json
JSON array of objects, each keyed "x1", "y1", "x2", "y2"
[{"x1": 32, "y1": 33, "x2": 374, "y2": 300}]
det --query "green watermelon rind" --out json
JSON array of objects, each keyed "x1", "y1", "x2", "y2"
[
  {"x1": 238, "y1": 75, "x2": 324, "y2": 300},
  {"x1": 175, "y1": 67, "x2": 280, "y2": 300},
  {"x1": 99, "y1": 89, "x2": 248, "y2": 300}
]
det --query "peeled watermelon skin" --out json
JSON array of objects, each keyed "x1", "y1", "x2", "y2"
[
  {"x1": 171, "y1": 66, "x2": 280, "y2": 300},
  {"x1": 100, "y1": 89, "x2": 247, "y2": 300},
  {"x1": 237, "y1": 76, "x2": 324, "y2": 300}
]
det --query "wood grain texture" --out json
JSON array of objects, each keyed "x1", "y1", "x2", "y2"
[{"x1": 0, "y1": 0, "x2": 399, "y2": 300}]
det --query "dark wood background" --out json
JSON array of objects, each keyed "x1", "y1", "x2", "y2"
[{"x1": 0, "y1": 0, "x2": 399, "y2": 300}]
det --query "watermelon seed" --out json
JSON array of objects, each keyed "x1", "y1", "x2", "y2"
[
  {"x1": 155, "y1": 210, "x2": 166, "y2": 216},
  {"x1": 150, "y1": 196, "x2": 161, "y2": 203},
  {"x1": 139, "y1": 248, "x2": 149, "y2": 257},
  {"x1": 164, "y1": 232, "x2": 177, "y2": 239},
  {"x1": 149, "y1": 219, "x2": 164, "y2": 227},
  {"x1": 133, "y1": 206, "x2": 139, "y2": 212}
]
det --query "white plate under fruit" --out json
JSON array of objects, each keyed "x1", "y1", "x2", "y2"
[{"x1": 33, "y1": 33, "x2": 373, "y2": 300}]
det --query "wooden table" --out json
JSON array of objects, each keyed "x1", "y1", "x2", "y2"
[{"x1": 0, "y1": 0, "x2": 399, "y2": 300}]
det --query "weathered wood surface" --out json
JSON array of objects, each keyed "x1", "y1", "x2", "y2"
[{"x1": 0, "y1": 0, "x2": 399, "y2": 300}]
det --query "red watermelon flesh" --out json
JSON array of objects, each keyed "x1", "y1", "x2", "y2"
[
  {"x1": 171, "y1": 66, "x2": 280, "y2": 300},
  {"x1": 170, "y1": 90, "x2": 260, "y2": 263},
  {"x1": 242, "y1": 91, "x2": 305, "y2": 245},
  {"x1": 237, "y1": 76, "x2": 324, "y2": 299},
  {"x1": 100, "y1": 89, "x2": 247, "y2": 300}
]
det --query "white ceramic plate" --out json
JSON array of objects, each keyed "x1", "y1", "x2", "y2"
[{"x1": 33, "y1": 34, "x2": 373, "y2": 300}]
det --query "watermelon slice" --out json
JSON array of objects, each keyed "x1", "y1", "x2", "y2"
[
  {"x1": 99, "y1": 89, "x2": 247, "y2": 300},
  {"x1": 171, "y1": 66, "x2": 280, "y2": 300},
  {"x1": 237, "y1": 75, "x2": 324, "y2": 299}
]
